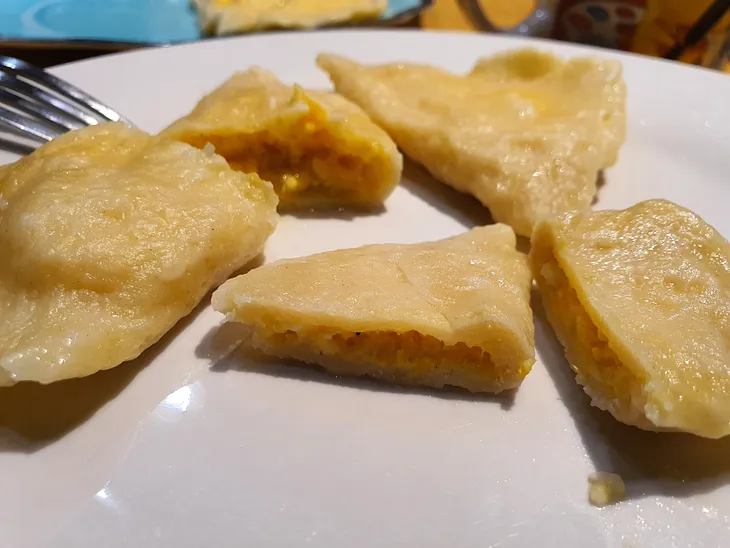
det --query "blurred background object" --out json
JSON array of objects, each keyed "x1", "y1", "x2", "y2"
[
  {"x1": 633, "y1": 0, "x2": 730, "y2": 67},
  {"x1": 423, "y1": 0, "x2": 730, "y2": 71},
  {"x1": 0, "y1": 0, "x2": 430, "y2": 66},
  {"x1": 1, "y1": 0, "x2": 728, "y2": 71}
]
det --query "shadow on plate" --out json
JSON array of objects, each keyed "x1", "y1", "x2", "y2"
[
  {"x1": 533, "y1": 289, "x2": 730, "y2": 501},
  {"x1": 400, "y1": 159, "x2": 494, "y2": 229},
  {"x1": 283, "y1": 205, "x2": 386, "y2": 222},
  {"x1": 0, "y1": 360, "x2": 145, "y2": 454},
  {"x1": 515, "y1": 235, "x2": 531, "y2": 255},
  {"x1": 0, "y1": 295, "x2": 210, "y2": 454},
  {"x1": 400, "y1": 159, "x2": 531, "y2": 254},
  {"x1": 196, "y1": 322, "x2": 516, "y2": 410},
  {"x1": 592, "y1": 170, "x2": 606, "y2": 206},
  {"x1": 228, "y1": 252, "x2": 265, "y2": 278}
]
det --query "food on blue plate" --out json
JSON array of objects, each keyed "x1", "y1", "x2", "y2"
[
  {"x1": 0, "y1": 122, "x2": 278, "y2": 386},
  {"x1": 531, "y1": 199, "x2": 730, "y2": 439},
  {"x1": 194, "y1": 0, "x2": 387, "y2": 35},
  {"x1": 212, "y1": 224, "x2": 535, "y2": 393},
  {"x1": 318, "y1": 49, "x2": 626, "y2": 236},
  {"x1": 162, "y1": 67, "x2": 401, "y2": 210}
]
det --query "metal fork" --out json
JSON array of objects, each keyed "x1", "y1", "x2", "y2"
[{"x1": 0, "y1": 55, "x2": 130, "y2": 149}]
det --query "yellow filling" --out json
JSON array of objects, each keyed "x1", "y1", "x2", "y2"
[
  {"x1": 268, "y1": 328, "x2": 492, "y2": 367},
  {"x1": 538, "y1": 256, "x2": 646, "y2": 416},
  {"x1": 185, "y1": 115, "x2": 386, "y2": 210},
  {"x1": 249, "y1": 327, "x2": 529, "y2": 390}
]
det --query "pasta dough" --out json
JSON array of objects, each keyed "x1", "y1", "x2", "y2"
[
  {"x1": 531, "y1": 199, "x2": 730, "y2": 438},
  {"x1": 318, "y1": 49, "x2": 626, "y2": 236},
  {"x1": 0, "y1": 123, "x2": 278, "y2": 385},
  {"x1": 212, "y1": 225, "x2": 535, "y2": 393},
  {"x1": 162, "y1": 67, "x2": 401, "y2": 211}
]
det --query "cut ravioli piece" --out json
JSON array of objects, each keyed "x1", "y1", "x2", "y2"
[
  {"x1": 194, "y1": 0, "x2": 386, "y2": 35},
  {"x1": 0, "y1": 123, "x2": 278, "y2": 386},
  {"x1": 212, "y1": 225, "x2": 535, "y2": 393},
  {"x1": 161, "y1": 67, "x2": 402, "y2": 211},
  {"x1": 531, "y1": 199, "x2": 730, "y2": 438},
  {"x1": 318, "y1": 49, "x2": 626, "y2": 236}
]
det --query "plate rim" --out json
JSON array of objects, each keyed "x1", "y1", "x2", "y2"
[
  {"x1": 47, "y1": 28, "x2": 730, "y2": 86},
  {"x1": 2, "y1": 25, "x2": 730, "y2": 548}
]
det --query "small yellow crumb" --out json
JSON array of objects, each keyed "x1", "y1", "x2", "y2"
[
  {"x1": 203, "y1": 142, "x2": 216, "y2": 156},
  {"x1": 588, "y1": 472, "x2": 626, "y2": 507},
  {"x1": 540, "y1": 262, "x2": 560, "y2": 285},
  {"x1": 282, "y1": 175, "x2": 300, "y2": 192}
]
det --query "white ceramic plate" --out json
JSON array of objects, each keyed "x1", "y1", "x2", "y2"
[{"x1": 2, "y1": 30, "x2": 730, "y2": 548}]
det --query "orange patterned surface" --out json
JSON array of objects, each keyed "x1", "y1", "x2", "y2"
[
  {"x1": 420, "y1": 0, "x2": 535, "y2": 31},
  {"x1": 420, "y1": 0, "x2": 729, "y2": 72}
]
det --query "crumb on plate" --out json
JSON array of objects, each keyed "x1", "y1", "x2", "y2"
[{"x1": 588, "y1": 472, "x2": 626, "y2": 507}]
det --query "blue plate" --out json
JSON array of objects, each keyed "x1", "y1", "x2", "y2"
[{"x1": 0, "y1": 0, "x2": 430, "y2": 47}]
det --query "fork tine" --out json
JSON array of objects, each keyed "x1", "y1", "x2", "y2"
[
  {"x1": 0, "y1": 105, "x2": 65, "y2": 143},
  {"x1": 0, "y1": 55, "x2": 131, "y2": 125},
  {"x1": 0, "y1": 121, "x2": 39, "y2": 155},
  {"x1": 0, "y1": 89, "x2": 81, "y2": 132},
  {"x1": 0, "y1": 73, "x2": 92, "y2": 130}
]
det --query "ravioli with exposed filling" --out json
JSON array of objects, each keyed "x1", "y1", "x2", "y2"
[
  {"x1": 318, "y1": 49, "x2": 626, "y2": 236},
  {"x1": 531, "y1": 200, "x2": 730, "y2": 438},
  {"x1": 0, "y1": 123, "x2": 278, "y2": 386},
  {"x1": 194, "y1": 0, "x2": 386, "y2": 36},
  {"x1": 161, "y1": 67, "x2": 401, "y2": 211},
  {"x1": 212, "y1": 225, "x2": 535, "y2": 393}
]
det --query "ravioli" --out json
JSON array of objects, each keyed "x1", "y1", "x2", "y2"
[
  {"x1": 531, "y1": 200, "x2": 730, "y2": 438},
  {"x1": 212, "y1": 225, "x2": 535, "y2": 393},
  {"x1": 194, "y1": 0, "x2": 386, "y2": 35},
  {"x1": 318, "y1": 49, "x2": 626, "y2": 236},
  {"x1": 161, "y1": 68, "x2": 401, "y2": 211},
  {"x1": 0, "y1": 123, "x2": 278, "y2": 386}
]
